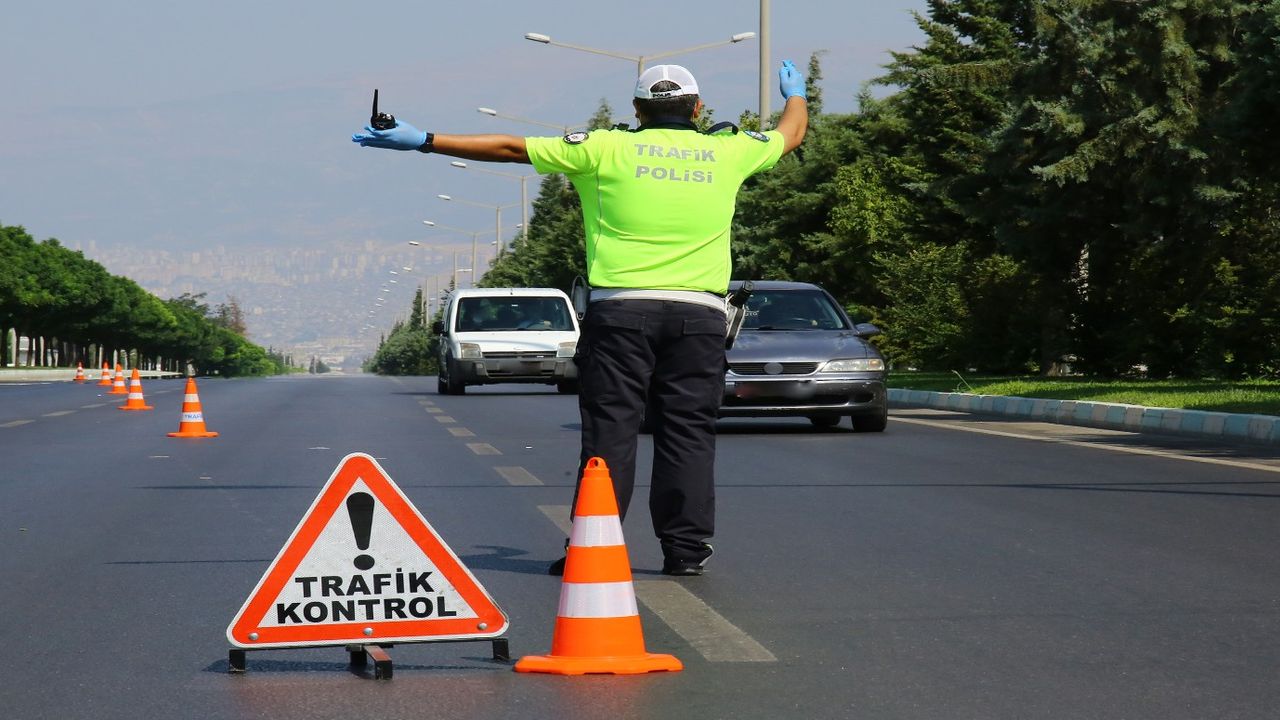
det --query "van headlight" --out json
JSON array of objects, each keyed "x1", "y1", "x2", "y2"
[
  {"x1": 557, "y1": 341, "x2": 577, "y2": 358},
  {"x1": 820, "y1": 358, "x2": 884, "y2": 372},
  {"x1": 459, "y1": 343, "x2": 483, "y2": 359}
]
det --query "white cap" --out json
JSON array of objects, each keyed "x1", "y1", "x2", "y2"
[{"x1": 634, "y1": 64, "x2": 700, "y2": 99}]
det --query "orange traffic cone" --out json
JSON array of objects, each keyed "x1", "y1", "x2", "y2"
[
  {"x1": 74, "y1": 362, "x2": 86, "y2": 383},
  {"x1": 108, "y1": 364, "x2": 129, "y2": 395},
  {"x1": 118, "y1": 369, "x2": 154, "y2": 411},
  {"x1": 167, "y1": 377, "x2": 218, "y2": 438},
  {"x1": 97, "y1": 363, "x2": 113, "y2": 387},
  {"x1": 515, "y1": 457, "x2": 682, "y2": 675}
]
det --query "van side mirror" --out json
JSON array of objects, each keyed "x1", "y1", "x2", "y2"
[
  {"x1": 431, "y1": 320, "x2": 444, "y2": 335},
  {"x1": 853, "y1": 322, "x2": 881, "y2": 338}
]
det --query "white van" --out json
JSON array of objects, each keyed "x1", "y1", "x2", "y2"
[{"x1": 432, "y1": 287, "x2": 580, "y2": 395}]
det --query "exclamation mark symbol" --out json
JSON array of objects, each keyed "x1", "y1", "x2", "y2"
[{"x1": 347, "y1": 492, "x2": 375, "y2": 571}]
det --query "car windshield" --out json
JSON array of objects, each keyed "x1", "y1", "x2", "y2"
[
  {"x1": 455, "y1": 296, "x2": 575, "y2": 332},
  {"x1": 740, "y1": 289, "x2": 849, "y2": 331}
]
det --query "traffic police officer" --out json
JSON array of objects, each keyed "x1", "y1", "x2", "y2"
[{"x1": 354, "y1": 60, "x2": 809, "y2": 575}]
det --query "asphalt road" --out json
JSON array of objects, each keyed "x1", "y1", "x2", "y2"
[{"x1": 2, "y1": 375, "x2": 1278, "y2": 720}]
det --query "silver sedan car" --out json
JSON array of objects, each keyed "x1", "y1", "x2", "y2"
[{"x1": 721, "y1": 280, "x2": 888, "y2": 431}]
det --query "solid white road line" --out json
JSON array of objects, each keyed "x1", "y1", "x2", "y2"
[{"x1": 893, "y1": 416, "x2": 1280, "y2": 475}]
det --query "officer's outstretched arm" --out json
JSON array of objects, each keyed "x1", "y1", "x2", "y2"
[
  {"x1": 352, "y1": 119, "x2": 531, "y2": 164},
  {"x1": 432, "y1": 134, "x2": 530, "y2": 164},
  {"x1": 776, "y1": 60, "x2": 809, "y2": 155}
]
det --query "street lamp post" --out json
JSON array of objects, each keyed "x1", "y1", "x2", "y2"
[
  {"x1": 759, "y1": 0, "x2": 771, "y2": 123},
  {"x1": 422, "y1": 220, "x2": 500, "y2": 288},
  {"x1": 524, "y1": 31, "x2": 756, "y2": 76},
  {"x1": 437, "y1": 194, "x2": 520, "y2": 257},
  {"x1": 449, "y1": 161, "x2": 535, "y2": 239}
]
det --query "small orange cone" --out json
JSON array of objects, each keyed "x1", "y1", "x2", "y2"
[
  {"x1": 108, "y1": 364, "x2": 129, "y2": 395},
  {"x1": 118, "y1": 369, "x2": 154, "y2": 411},
  {"x1": 74, "y1": 363, "x2": 86, "y2": 383},
  {"x1": 167, "y1": 377, "x2": 218, "y2": 438},
  {"x1": 515, "y1": 457, "x2": 682, "y2": 675},
  {"x1": 97, "y1": 363, "x2": 113, "y2": 387}
]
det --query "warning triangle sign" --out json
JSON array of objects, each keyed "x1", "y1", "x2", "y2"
[{"x1": 226, "y1": 453, "x2": 508, "y2": 649}]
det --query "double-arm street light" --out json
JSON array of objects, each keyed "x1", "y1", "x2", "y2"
[
  {"x1": 448, "y1": 161, "x2": 536, "y2": 247},
  {"x1": 524, "y1": 31, "x2": 756, "y2": 76},
  {"x1": 476, "y1": 107, "x2": 584, "y2": 134},
  {"x1": 422, "y1": 220, "x2": 501, "y2": 288},
  {"x1": 406, "y1": 241, "x2": 453, "y2": 318},
  {"x1": 436, "y1": 194, "x2": 521, "y2": 257}
]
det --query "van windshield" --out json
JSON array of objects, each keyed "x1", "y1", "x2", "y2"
[{"x1": 455, "y1": 296, "x2": 576, "y2": 332}]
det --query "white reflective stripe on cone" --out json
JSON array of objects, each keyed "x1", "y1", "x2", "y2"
[
  {"x1": 557, "y1": 581, "x2": 639, "y2": 618},
  {"x1": 182, "y1": 412, "x2": 204, "y2": 422},
  {"x1": 184, "y1": 394, "x2": 200, "y2": 402},
  {"x1": 569, "y1": 515, "x2": 626, "y2": 548},
  {"x1": 128, "y1": 393, "x2": 143, "y2": 400}
]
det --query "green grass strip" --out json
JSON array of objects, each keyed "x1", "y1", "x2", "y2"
[{"x1": 889, "y1": 372, "x2": 1280, "y2": 416}]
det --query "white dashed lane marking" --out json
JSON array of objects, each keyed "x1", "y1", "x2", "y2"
[
  {"x1": 467, "y1": 443, "x2": 500, "y2": 456},
  {"x1": 633, "y1": 581, "x2": 777, "y2": 663},
  {"x1": 534, "y1": 504, "x2": 776, "y2": 662},
  {"x1": 495, "y1": 466, "x2": 542, "y2": 485},
  {"x1": 42, "y1": 411, "x2": 75, "y2": 417},
  {"x1": 1, "y1": 420, "x2": 34, "y2": 428},
  {"x1": 434, "y1": 416, "x2": 456, "y2": 424},
  {"x1": 447, "y1": 428, "x2": 476, "y2": 438},
  {"x1": 538, "y1": 505, "x2": 573, "y2": 536}
]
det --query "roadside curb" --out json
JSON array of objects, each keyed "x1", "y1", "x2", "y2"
[{"x1": 888, "y1": 388, "x2": 1280, "y2": 446}]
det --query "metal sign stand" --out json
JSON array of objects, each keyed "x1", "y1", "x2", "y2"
[{"x1": 229, "y1": 636, "x2": 511, "y2": 679}]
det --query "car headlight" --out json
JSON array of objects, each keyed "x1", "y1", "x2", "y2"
[
  {"x1": 557, "y1": 341, "x2": 577, "y2": 358},
  {"x1": 459, "y1": 343, "x2": 483, "y2": 359},
  {"x1": 820, "y1": 358, "x2": 885, "y2": 372}
]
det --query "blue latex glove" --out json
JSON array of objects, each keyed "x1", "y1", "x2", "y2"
[
  {"x1": 351, "y1": 120, "x2": 428, "y2": 151},
  {"x1": 779, "y1": 60, "x2": 806, "y2": 100}
]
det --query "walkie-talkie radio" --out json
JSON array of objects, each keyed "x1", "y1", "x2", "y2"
[
  {"x1": 725, "y1": 280, "x2": 754, "y2": 349},
  {"x1": 370, "y1": 89, "x2": 396, "y2": 130}
]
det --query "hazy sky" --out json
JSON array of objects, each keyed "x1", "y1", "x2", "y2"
[{"x1": 2, "y1": 0, "x2": 931, "y2": 262}]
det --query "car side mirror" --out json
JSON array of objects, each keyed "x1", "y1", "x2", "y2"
[
  {"x1": 853, "y1": 322, "x2": 881, "y2": 338},
  {"x1": 431, "y1": 320, "x2": 444, "y2": 335}
]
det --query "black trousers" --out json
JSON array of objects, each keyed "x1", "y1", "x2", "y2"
[{"x1": 573, "y1": 299, "x2": 726, "y2": 561}]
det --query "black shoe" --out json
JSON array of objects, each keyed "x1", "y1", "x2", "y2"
[
  {"x1": 661, "y1": 543, "x2": 713, "y2": 576},
  {"x1": 547, "y1": 537, "x2": 571, "y2": 576}
]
